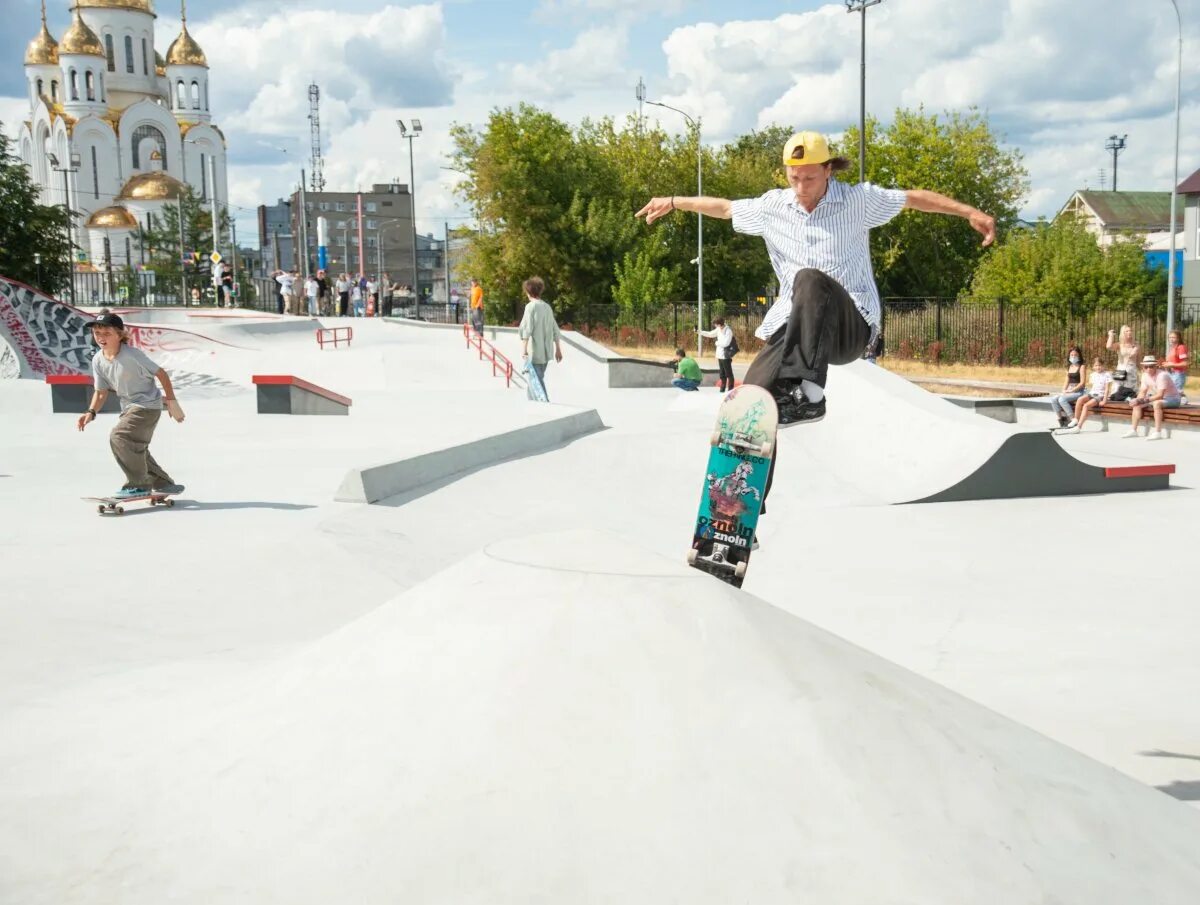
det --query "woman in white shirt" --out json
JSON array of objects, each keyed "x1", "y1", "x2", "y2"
[{"x1": 700, "y1": 316, "x2": 736, "y2": 392}]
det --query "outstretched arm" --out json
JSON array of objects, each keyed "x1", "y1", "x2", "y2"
[
  {"x1": 904, "y1": 190, "x2": 996, "y2": 247},
  {"x1": 636, "y1": 196, "x2": 733, "y2": 226}
]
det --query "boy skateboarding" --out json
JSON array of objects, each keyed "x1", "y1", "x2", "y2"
[{"x1": 77, "y1": 313, "x2": 186, "y2": 499}]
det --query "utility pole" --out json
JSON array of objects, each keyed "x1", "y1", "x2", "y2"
[
  {"x1": 230, "y1": 220, "x2": 239, "y2": 306},
  {"x1": 846, "y1": 0, "x2": 883, "y2": 182},
  {"x1": 1104, "y1": 134, "x2": 1127, "y2": 192},
  {"x1": 178, "y1": 197, "x2": 187, "y2": 305},
  {"x1": 299, "y1": 168, "x2": 310, "y2": 278},
  {"x1": 444, "y1": 220, "x2": 451, "y2": 302},
  {"x1": 308, "y1": 83, "x2": 325, "y2": 192},
  {"x1": 635, "y1": 77, "x2": 645, "y2": 134}
]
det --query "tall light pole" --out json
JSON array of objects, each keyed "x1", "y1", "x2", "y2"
[
  {"x1": 1166, "y1": 0, "x2": 1183, "y2": 340},
  {"x1": 641, "y1": 92, "x2": 703, "y2": 353},
  {"x1": 1104, "y1": 134, "x2": 1128, "y2": 191},
  {"x1": 846, "y1": 0, "x2": 882, "y2": 182},
  {"x1": 48, "y1": 151, "x2": 81, "y2": 306},
  {"x1": 397, "y1": 119, "x2": 423, "y2": 294}
]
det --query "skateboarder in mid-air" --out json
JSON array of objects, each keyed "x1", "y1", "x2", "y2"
[
  {"x1": 636, "y1": 130, "x2": 996, "y2": 425},
  {"x1": 77, "y1": 313, "x2": 186, "y2": 499}
]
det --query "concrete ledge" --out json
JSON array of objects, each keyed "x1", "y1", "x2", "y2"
[
  {"x1": 45, "y1": 374, "x2": 120, "y2": 413},
  {"x1": 335, "y1": 407, "x2": 605, "y2": 503},
  {"x1": 252, "y1": 375, "x2": 352, "y2": 415}
]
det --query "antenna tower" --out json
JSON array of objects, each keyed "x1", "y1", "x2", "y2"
[{"x1": 307, "y1": 82, "x2": 326, "y2": 192}]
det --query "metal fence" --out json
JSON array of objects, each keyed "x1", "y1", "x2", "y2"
[
  {"x1": 553, "y1": 296, "x2": 1199, "y2": 364},
  {"x1": 64, "y1": 271, "x2": 279, "y2": 311}
]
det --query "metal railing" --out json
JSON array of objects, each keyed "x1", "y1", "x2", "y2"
[{"x1": 463, "y1": 322, "x2": 518, "y2": 388}]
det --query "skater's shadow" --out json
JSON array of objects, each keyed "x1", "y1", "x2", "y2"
[{"x1": 176, "y1": 500, "x2": 316, "y2": 512}]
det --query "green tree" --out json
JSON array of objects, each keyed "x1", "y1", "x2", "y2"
[
  {"x1": 611, "y1": 247, "x2": 677, "y2": 326},
  {"x1": 136, "y1": 187, "x2": 230, "y2": 300},
  {"x1": 841, "y1": 108, "x2": 1028, "y2": 298},
  {"x1": 0, "y1": 125, "x2": 74, "y2": 294},
  {"x1": 965, "y1": 215, "x2": 1166, "y2": 315}
]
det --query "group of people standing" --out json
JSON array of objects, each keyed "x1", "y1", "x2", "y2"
[
  {"x1": 1049, "y1": 326, "x2": 1190, "y2": 440},
  {"x1": 271, "y1": 270, "x2": 417, "y2": 318}
]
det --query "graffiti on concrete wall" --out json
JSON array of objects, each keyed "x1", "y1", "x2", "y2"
[{"x1": 0, "y1": 277, "x2": 96, "y2": 378}]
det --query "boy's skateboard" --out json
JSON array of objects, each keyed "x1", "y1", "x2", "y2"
[
  {"x1": 688, "y1": 385, "x2": 778, "y2": 588},
  {"x1": 83, "y1": 491, "x2": 179, "y2": 516},
  {"x1": 523, "y1": 358, "x2": 548, "y2": 402}
]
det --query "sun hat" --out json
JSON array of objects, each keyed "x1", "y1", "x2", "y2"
[
  {"x1": 782, "y1": 131, "x2": 833, "y2": 167},
  {"x1": 1141, "y1": 355, "x2": 1159, "y2": 366}
]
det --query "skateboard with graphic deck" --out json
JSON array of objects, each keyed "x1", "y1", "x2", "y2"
[
  {"x1": 83, "y1": 491, "x2": 179, "y2": 516},
  {"x1": 687, "y1": 385, "x2": 778, "y2": 588}
]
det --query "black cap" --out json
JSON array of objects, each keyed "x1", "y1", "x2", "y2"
[{"x1": 90, "y1": 313, "x2": 124, "y2": 330}]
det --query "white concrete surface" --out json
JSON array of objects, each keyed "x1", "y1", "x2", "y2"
[{"x1": 2, "y1": 311, "x2": 1200, "y2": 901}]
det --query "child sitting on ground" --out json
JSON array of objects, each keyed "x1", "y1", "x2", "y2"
[{"x1": 1057, "y1": 357, "x2": 1111, "y2": 434}]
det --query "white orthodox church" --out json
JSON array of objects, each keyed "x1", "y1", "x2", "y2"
[{"x1": 17, "y1": 0, "x2": 228, "y2": 272}]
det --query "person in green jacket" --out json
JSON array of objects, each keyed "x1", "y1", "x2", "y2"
[
  {"x1": 518, "y1": 276, "x2": 563, "y2": 400},
  {"x1": 671, "y1": 347, "x2": 702, "y2": 391}
]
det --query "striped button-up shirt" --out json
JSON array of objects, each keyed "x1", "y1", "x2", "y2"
[{"x1": 731, "y1": 180, "x2": 907, "y2": 340}]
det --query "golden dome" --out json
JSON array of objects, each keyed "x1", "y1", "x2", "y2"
[
  {"x1": 25, "y1": 5, "x2": 59, "y2": 67},
  {"x1": 60, "y1": 9, "x2": 105, "y2": 58},
  {"x1": 116, "y1": 171, "x2": 189, "y2": 202},
  {"x1": 86, "y1": 205, "x2": 139, "y2": 229},
  {"x1": 71, "y1": 0, "x2": 156, "y2": 14},
  {"x1": 166, "y1": 3, "x2": 207, "y2": 69}
]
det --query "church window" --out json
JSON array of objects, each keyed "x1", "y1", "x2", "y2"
[
  {"x1": 125, "y1": 36, "x2": 135, "y2": 74},
  {"x1": 104, "y1": 35, "x2": 115, "y2": 72},
  {"x1": 86, "y1": 71, "x2": 96, "y2": 102},
  {"x1": 99, "y1": 73, "x2": 105, "y2": 102},
  {"x1": 51, "y1": 80, "x2": 58, "y2": 102},
  {"x1": 69, "y1": 70, "x2": 79, "y2": 101},
  {"x1": 176, "y1": 81, "x2": 186, "y2": 108},
  {"x1": 142, "y1": 38, "x2": 149, "y2": 76},
  {"x1": 205, "y1": 82, "x2": 209, "y2": 111},
  {"x1": 191, "y1": 81, "x2": 200, "y2": 110},
  {"x1": 131, "y1": 124, "x2": 168, "y2": 170},
  {"x1": 91, "y1": 146, "x2": 99, "y2": 200},
  {"x1": 36, "y1": 78, "x2": 44, "y2": 98}
]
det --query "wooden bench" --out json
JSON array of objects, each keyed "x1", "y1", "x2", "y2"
[
  {"x1": 45, "y1": 374, "x2": 120, "y2": 414},
  {"x1": 251, "y1": 375, "x2": 352, "y2": 416},
  {"x1": 1087, "y1": 399, "x2": 1200, "y2": 431}
]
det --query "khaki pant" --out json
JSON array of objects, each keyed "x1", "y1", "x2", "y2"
[
  {"x1": 110, "y1": 407, "x2": 173, "y2": 490},
  {"x1": 284, "y1": 293, "x2": 298, "y2": 315}
]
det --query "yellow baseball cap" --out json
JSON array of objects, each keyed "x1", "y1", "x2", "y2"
[{"x1": 782, "y1": 131, "x2": 833, "y2": 166}]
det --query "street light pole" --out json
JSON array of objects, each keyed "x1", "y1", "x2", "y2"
[
  {"x1": 846, "y1": 0, "x2": 882, "y2": 183},
  {"x1": 48, "y1": 151, "x2": 81, "y2": 306},
  {"x1": 643, "y1": 96, "x2": 703, "y2": 353},
  {"x1": 397, "y1": 120, "x2": 423, "y2": 296},
  {"x1": 1166, "y1": 0, "x2": 1182, "y2": 340}
]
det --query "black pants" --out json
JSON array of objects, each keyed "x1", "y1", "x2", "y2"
[
  {"x1": 744, "y1": 269, "x2": 871, "y2": 391},
  {"x1": 744, "y1": 268, "x2": 871, "y2": 509},
  {"x1": 717, "y1": 357, "x2": 735, "y2": 391}
]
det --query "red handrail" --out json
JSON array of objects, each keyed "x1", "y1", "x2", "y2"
[
  {"x1": 317, "y1": 326, "x2": 353, "y2": 349},
  {"x1": 463, "y1": 323, "x2": 516, "y2": 388}
]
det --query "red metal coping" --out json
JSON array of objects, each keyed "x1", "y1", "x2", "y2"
[
  {"x1": 45, "y1": 374, "x2": 92, "y2": 385},
  {"x1": 1104, "y1": 464, "x2": 1175, "y2": 479},
  {"x1": 252, "y1": 374, "x2": 352, "y2": 407}
]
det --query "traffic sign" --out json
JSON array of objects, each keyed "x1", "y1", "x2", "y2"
[{"x1": 210, "y1": 251, "x2": 222, "y2": 265}]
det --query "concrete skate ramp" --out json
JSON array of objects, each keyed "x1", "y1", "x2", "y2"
[
  {"x1": 0, "y1": 277, "x2": 245, "y2": 378},
  {"x1": 780, "y1": 361, "x2": 1170, "y2": 503},
  {"x1": 5, "y1": 530, "x2": 1197, "y2": 903}
]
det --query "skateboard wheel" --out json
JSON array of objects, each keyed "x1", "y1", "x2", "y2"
[
  {"x1": 165, "y1": 499, "x2": 175, "y2": 508},
  {"x1": 115, "y1": 507, "x2": 125, "y2": 515},
  {"x1": 760, "y1": 440, "x2": 773, "y2": 458},
  {"x1": 686, "y1": 548, "x2": 698, "y2": 565},
  {"x1": 710, "y1": 430, "x2": 722, "y2": 447},
  {"x1": 97, "y1": 505, "x2": 105, "y2": 514},
  {"x1": 734, "y1": 562, "x2": 747, "y2": 579}
]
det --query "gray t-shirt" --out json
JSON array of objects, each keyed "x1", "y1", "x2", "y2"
[
  {"x1": 518, "y1": 299, "x2": 561, "y2": 365},
  {"x1": 91, "y1": 344, "x2": 163, "y2": 411}
]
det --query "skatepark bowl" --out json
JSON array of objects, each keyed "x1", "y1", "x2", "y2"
[{"x1": 2, "y1": 278, "x2": 1200, "y2": 903}]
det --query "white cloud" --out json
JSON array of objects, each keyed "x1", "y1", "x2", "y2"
[
  {"x1": 655, "y1": 0, "x2": 1200, "y2": 216},
  {"x1": 507, "y1": 25, "x2": 630, "y2": 101}
]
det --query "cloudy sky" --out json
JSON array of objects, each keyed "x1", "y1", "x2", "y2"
[{"x1": 3, "y1": 0, "x2": 1198, "y2": 248}]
